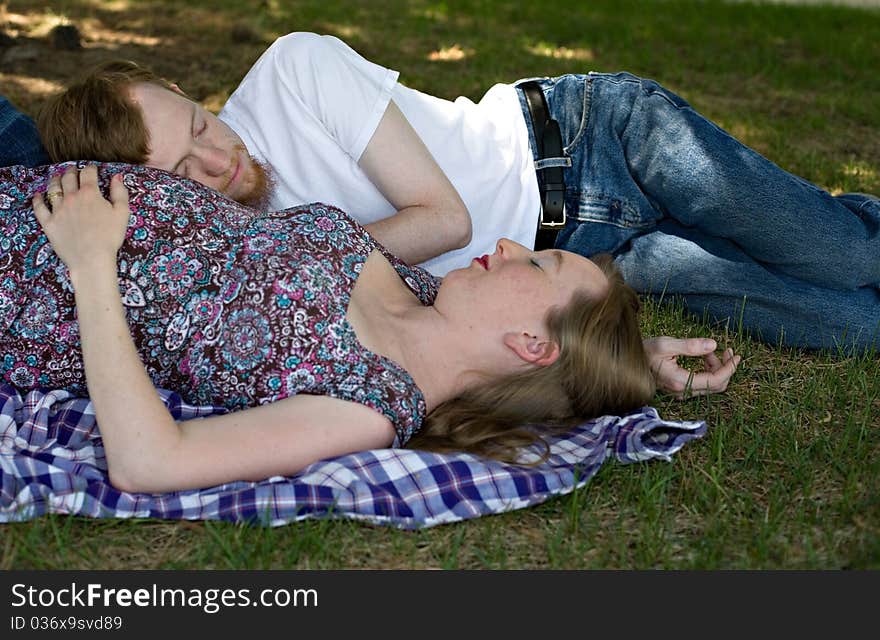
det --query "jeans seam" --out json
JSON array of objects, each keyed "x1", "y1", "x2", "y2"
[
  {"x1": 562, "y1": 76, "x2": 591, "y2": 155},
  {"x1": 641, "y1": 85, "x2": 686, "y2": 110},
  {"x1": 574, "y1": 195, "x2": 655, "y2": 229},
  {"x1": 571, "y1": 215, "x2": 654, "y2": 230}
]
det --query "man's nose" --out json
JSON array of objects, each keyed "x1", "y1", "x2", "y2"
[{"x1": 191, "y1": 144, "x2": 230, "y2": 178}]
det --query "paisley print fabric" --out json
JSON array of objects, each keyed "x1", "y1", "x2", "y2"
[{"x1": 0, "y1": 162, "x2": 439, "y2": 445}]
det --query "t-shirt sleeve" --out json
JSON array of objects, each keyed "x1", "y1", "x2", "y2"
[{"x1": 238, "y1": 32, "x2": 400, "y2": 162}]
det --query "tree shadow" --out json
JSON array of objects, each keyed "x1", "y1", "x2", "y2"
[{"x1": 1, "y1": 0, "x2": 877, "y2": 189}]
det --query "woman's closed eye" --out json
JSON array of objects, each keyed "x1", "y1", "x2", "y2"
[{"x1": 530, "y1": 258, "x2": 543, "y2": 270}]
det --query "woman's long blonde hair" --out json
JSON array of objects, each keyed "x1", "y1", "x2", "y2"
[{"x1": 408, "y1": 254, "x2": 655, "y2": 463}]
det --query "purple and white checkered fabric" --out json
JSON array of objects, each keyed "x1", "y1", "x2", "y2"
[{"x1": 0, "y1": 383, "x2": 706, "y2": 529}]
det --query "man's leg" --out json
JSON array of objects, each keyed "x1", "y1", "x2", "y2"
[
  {"x1": 587, "y1": 72, "x2": 879, "y2": 291},
  {"x1": 0, "y1": 96, "x2": 50, "y2": 168},
  {"x1": 543, "y1": 72, "x2": 879, "y2": 350},
  {"x1": 615, "y1": 223, "x2": 880, "y2": 353}
]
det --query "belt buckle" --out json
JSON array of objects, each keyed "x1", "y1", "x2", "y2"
[
  {"x1": 539, "y1": 199, "x2": 566, "y2": 230},
  {"x1": 539, "y1": 214, "x2": 566, "y2": 229}
]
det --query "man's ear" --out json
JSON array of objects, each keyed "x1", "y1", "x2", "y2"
[{"x1": 503, "y1": 332, "x2": 560, "y2": 367}]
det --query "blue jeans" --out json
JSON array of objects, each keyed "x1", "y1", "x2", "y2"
[
  {"x1": 0, "y1": 96, "x2": 49, "y2": 168},
  {"x1": 516, "y1": 72, "x2": 880, "y2": 352}
]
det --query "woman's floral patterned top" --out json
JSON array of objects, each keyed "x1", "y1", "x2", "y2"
[{"x1": 0, "y1": 163, "x2": 440, "y2": 445}]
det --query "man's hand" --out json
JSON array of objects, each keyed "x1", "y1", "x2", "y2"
[
  {"x1": 359, "y1": 100, "x2": 471, "y2": 265},
  {"x1": 643, "y1": 336, "x2": 741, "y2": 399}
]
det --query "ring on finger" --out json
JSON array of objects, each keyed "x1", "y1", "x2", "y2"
[{"x1": 46, "y1": 190, "x2": 64, "y2": 206}]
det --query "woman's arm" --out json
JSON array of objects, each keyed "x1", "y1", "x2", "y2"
[
  {"x1": 35, "y1": 166, "x2": 180, "y2": 490},
  {"x1": 359, "y1": 100, "x2": 472, "y2": 264},
  {"x1": 34, "y1": 166, "x2": 395, "y2": 493},
  {"x1": 159, "y1": 394, "x2": 394, "y2": 493}
]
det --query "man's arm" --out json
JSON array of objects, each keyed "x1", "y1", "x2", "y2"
[
  {"x1": 235, "y1": 34, "x2": 471, "y2": 265},
  {"x1": 358, "y1": 100, "x2": 472, "y2": 264}
]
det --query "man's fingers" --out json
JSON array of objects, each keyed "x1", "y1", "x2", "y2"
[
  {"x1": 704, "y1": 351, "x2": 722, "y2": 371},
  {"x1": 728, "y1": 352, "x2": 742, "y2": 370},
  {"x1": 721, "y1": 348, "x2": 740, "y2": 370},
  {"x1": 687, "y1": 372, "x2": 724, "y2": 395},
  {"x1": 658, "y1": 336, "x2": 717, "y2": 357},
  {"x1": 691, "y1": 354, "x2": 740, "y2": 393},
  {"x1": 657, "y1": 345, "x2": 741, "y2": 399},
  {"x1": 654, "y1": 358, "x2": 698, "y2": 396},
  {"x1": 714, "y1": 352, "x2": 741, "y2": 383}
]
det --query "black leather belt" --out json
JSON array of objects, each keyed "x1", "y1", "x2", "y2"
[{"x1": 520, "y1": 81, "x2": 566, "y2": 250}]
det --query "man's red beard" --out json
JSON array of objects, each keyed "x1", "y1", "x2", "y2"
[{"x1": 232, "y1": 144, "x2": 275, "y2": 210}]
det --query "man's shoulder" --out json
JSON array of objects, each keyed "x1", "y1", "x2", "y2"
[
  {"x1": 231, "y1": 32, "x2": 360, "y2": 91},
  {"x1": 224, "y1": 33, "x2": 330, "y2": 103},
  {"x1": 231, "y1": 31, "x2": 392, "y2": 103},
  {"x1": 263, "y1": 31, "x2": 349, "y2": 62}
]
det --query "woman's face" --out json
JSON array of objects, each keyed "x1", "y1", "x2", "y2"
[{"x1": 435, "y1": 238, "x2": 609, "y2": 337}]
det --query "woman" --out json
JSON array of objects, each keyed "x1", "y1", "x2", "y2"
[{"x1": 0, "y1": 162, "x2": 666, "y2": 494}]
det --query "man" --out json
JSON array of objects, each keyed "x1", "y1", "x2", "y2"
[
  {"x1": 38, "y1": 34, "x2": 878, "y2": 356},
  {"x1": 37, "y1": 49, "x2": 473, "y2": 269}
]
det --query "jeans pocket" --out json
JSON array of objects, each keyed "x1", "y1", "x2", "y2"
[{"x1": 856, "y1": 197, "x2": 880, "y2": 237}]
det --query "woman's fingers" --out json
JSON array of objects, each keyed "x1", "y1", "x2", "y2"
[
  {"x1": 44, "y1": 173, "x2": 63, "y2": 209},
  {"x1": 32, "y1": 191, "x2": 51, "y2": 227},
  {"x1": 46, "y1": 173, "x2": 62, "y2": 192},
  {"x1": 109, "y1": 173, "x2": 130, "y2": 211},
  {"x1": 30, "y1": 167, "x2": 130, "y2": 274},
  {"x1": 79, "y1": 164, "x2": 99, "y2": 189},
  {"x1": 42, "y1": 166, "x2": 121, "y2": 212},
  {"x1": 60, "y1": 166, "x2": 79, "y2": 194},
  {"x1": 696, "y1": 350, "x2": 741, "y2": 393}
]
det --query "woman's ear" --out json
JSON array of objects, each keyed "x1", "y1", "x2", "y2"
[{"x1": 503, "y1": 332, "x2": 560, "y2": 367}]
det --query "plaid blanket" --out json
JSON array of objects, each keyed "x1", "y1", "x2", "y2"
[{"x1": 0, "y1": 383, "x2": 706, "y2": 529}]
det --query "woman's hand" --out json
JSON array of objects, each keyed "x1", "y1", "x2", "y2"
[
  {"x1": 643, "y1": 336, "x2": 741, "y2": 399},
  {"x1": 32, "y1": 165, "x2": 129, "y2": 278}
]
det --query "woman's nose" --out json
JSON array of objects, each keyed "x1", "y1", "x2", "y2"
[{"x1": 496, "y1": 237, "x2": 526, "y2": 259}]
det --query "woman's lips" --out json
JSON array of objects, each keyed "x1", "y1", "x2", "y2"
[{"x1": 473, "y1": 255, "x2": 489, "y2": 269}]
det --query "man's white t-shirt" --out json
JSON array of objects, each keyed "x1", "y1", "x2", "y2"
[{"x1": 218, "y1": 32, "x2": 540, "y2": 276}]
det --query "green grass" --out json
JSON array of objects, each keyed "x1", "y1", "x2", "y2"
[{"x1": 1, "y1": 0, "x2": 878, "y2": 569}]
